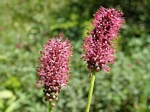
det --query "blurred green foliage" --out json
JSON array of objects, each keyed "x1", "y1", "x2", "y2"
[{"x1": 0, "y1": 0, "x2": 150, "y2": 112}]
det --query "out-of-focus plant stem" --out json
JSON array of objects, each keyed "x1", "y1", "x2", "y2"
[{"x1": 49, "y1": 102, "x2": 52, "y2": 112}]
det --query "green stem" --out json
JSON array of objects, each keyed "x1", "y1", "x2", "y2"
[
  {"x1": 85, "y1": 72, "x2": 96, "y2": 112},
  {"x1": 49, "y1": 102, "x2": 52, "y2": 112}
]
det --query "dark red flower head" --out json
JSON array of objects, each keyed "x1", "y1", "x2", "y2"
[
  {"x1": 36, "y1": 34, "x2": 72, "y2": 105},
  {"x1": 82, "y1": 6, "x2": 124, "y2": 73}
]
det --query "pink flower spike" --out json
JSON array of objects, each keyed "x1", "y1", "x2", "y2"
[
  {"x1": 82, "y1": 6, "x2": 124, "y2": 73},
  {"x1": 36, "y1": 34, "x2": 72, "y2": 104}
]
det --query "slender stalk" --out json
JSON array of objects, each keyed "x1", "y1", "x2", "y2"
[
  {"x1": 85, "y1": 72, "x2": 96, "y2": 112},
  {"x1": 49, "y1": 102, "x2": 52, "y2": 112}
]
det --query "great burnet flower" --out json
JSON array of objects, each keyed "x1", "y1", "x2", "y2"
[
  {"x1": 82, "y1": 6, "x2": 124, "y2": 73},
  {"x1": 36, "y1": 34, "x2": 72, "y2": 105}
]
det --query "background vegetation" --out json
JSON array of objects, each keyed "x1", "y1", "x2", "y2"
[{"x1": 0, "y1": 0, "x2": 150, "y2": 112}]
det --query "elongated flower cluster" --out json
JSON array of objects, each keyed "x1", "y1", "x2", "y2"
[
  {"x1": 82, "y1": 6, "x2": 124, "y2": 73},
  {"x1": 36, "y1": 34, "x2": 72, "y2": 105}
]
